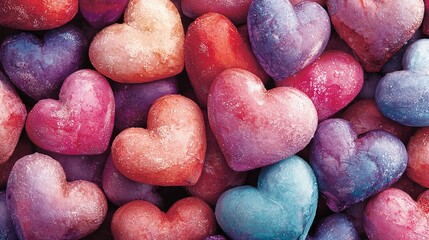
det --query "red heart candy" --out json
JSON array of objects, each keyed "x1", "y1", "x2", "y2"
[
  {"x1": 208, "y1": 68, "x2": 317, "y2": 171},
  {"x1": 277, "y1": 50, "x2": 363, "y2": 120},
  {"x1": 0, "y1": 0, "x2": 78, "y2": 30},
  {"x1": 111, "y1": 197, "x2": 216, "y2": 239},
  {"x1": 0, "y1": 72, "x2": 26, "y2": 163},
  {"x1": 89, "y1": 0, "x2": 184, "y2": 83},
  {"x1": 112, "y1": 94, "x2": 206, "y2": 186},
  {"x1": 25, "y1": 69, "x2": 115, "y2": 155},
  {"x1": 406, "y1": 127, "x2": 429, "y2": 188},
  {"x1": 184, "y1": 12, "x2": 268, "y2": 106},
  {"x1": 363, "y1": 188, "x2": 429, "y2": 239},
  {"x1": 327, "y1": 0, "x2": 424, "y2": 72},
  {"x1": 6, "y1": 153, "x2": 107, "y2": 239}
]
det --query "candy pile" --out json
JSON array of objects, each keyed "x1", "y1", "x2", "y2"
[{"x1": 0, "y1": 0, "x2": 429, "y2": 239}]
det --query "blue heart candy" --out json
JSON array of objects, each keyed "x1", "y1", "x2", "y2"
[
  {"x1": 309, "y1": 213, "x2": 359, "y2": 240},
  {"x1": 215, "y1": 155, "x2": 318, "y2": 239},
  {"x1": 376, "y1": 39, "x2": 429, "y2": 126},
  {"x1": 310, "y1": 119, "x2": 407, "y2": 212},
  {"x1": 247, "y1": 0, "x2": 330, "y2": 80}
]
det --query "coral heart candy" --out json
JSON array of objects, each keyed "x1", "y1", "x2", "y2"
[
  {"x1": 25, "y1": 69, "x2": 115, "y2": 155},
  {"x1": 89, "y1": 0, "x2": 184, "y2": 83},
  {"x1": 327, "y1": 0, "x2": 424, "y2": 72},
  {"x1": 111, "y1": 197, "x2": 216, "y2": 240},
  {"x1": 112, "y1": 94, "x2": 206, "y2": 186},
  {"x1": 208, "y1": 68, "x2": 317, "y2": 171},
  {"x1": 6, "y1": 153, "x2": 107, "y2": 239}
]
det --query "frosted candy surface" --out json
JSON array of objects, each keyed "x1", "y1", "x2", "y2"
[
  {"x1": 406, "y1": 127, "x2": 429, "y2": 188},
  {"x1": 1, "y1": 25, "x2": 87, "y2": 100},
  {"x1": 207, "y1": 68, "x2": 317, "y2": 171},
  {"x1": 6, "y1": 153, "x2": 107, "y2": 239},
  {"x1": 79, "y1": 0, "x2": 129, "y2": 29},
  {"x1": 89, "y1": 0, "x2": 184, "y2": 83},
  {"x1": 310, "y1": 119, "x2": 408, "y2": 212},
  {"x1": 215, "y1": 156, "x2": 318, "y2": 239},
  {"x1": 0, "y1": 191, "x2": 17, "y2": 239},
  {"x1": 309, "y1": 214, "x2": 359, "y2": 240}
]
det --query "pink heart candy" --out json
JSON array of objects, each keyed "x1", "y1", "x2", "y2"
[
  {"x1": 26, "y1": 69, "x2": 115, "y2": 155},
  {"x1": 208, "y1": 68, "x2": 318, "y2": 171}
]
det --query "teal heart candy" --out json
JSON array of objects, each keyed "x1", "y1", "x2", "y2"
[{"x1": 215, "y1": 155, "x2": 318, "y2": 239}]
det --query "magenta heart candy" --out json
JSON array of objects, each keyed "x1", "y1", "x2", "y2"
[
  {"x1": 208, "y1": 68, "x2": 317, "y2": 171},
  {"x1": 6, "y1": 153, "x2": 108, "y2": 239},
  {"x1": 26, "y1": 69, "x2": 115, "y2": 155},
  {"x1": 79, "y1": 0, "x2": 129, "y2": 29}
]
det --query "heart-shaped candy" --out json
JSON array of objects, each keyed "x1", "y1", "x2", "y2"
[
  {"x1": 309, "y1": 214, "x2": 359, "y2": 240},
  {"x1": 277, "y1": 50, "x2": 363, "y2": 120},
  {"x1": 248, "y1": 0, "x2": 331, "y2": 80},
  {"x1": 112, "y1": 94, "x2": 206, "y2": 186},
  {"x1": 0, "y1": 0, "x2": 78, "y2": 30},
  {"x1": 376, "y1": 39, "x2": 429, "y2": 126},
  {"x1": 406, "y1": 127, "x2": 429, "y2": 188},
  {"x1": 0, "y1": 71, "x2": 26, "y2": 164},
  {"x1": 1, "y1": 25, "x2": 87, "y2": 100},
  {"x1": 25, "y1": 69, "x2": 115, "y2": 155},
  {"x1": 208, "y1": 68, "x2": 317, "y2": 171},
  {"x1": 184, "y1": 12, "x2": 268, "y2": 106},
  {"x1": 215, "y1": 155, "x2": 318, "y2": 239},
  {"x1": 6, "y1": 153, "x2": 107, "y2": 239},
  {"x1": 327, "y1": 0, "x2": 424, "y2": 72},
  {"x1": 363, "y1": 188, "x2": 429, "y2": 239},
  {"x1": 89, "y1": 0, "x2": 184, "y2": 83},
  {"x1": 111, "y1": 197, "x2": 216, "y2": 239},
  {"x1": 79, "y1": 0, "x2": 129, "y2": 29},
  {"x1": 0, "y1": 191, "x2": 17, "y2": 239},
  {"x1": 310, "y1": 119, "x2": 408, "y2": 212}
]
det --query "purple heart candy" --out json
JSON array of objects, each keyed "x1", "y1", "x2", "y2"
[
  {"x1": 310, "y1": 118, "x2": 407, "y2": 212},
  {"x1": 247, "y1": 0, "x2": 330, "y2": 80},
  {"x1": 1, "y1": 25, "x2": 87, "y2": 101},
  {"x1": 79, "y1": 0, "x2": 129, "y2": 29}
]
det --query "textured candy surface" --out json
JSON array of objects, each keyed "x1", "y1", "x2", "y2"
[
  {"x1": 310, "y1": 119, "x2": 408, "y2": 212},
  {"x1": 406, "y1": 127, "x2": 429, "y2": 188},
  {"x1": 363, "y1": 188, "x2": 429, "y2": 240},
  {"x1": 111, "y1": 197, "x2": 216, "y2": 240},
  {"x1": 79, "y1": 0, "x2": 129, "y2": 29},
  {"x1": 376, "y1": 39, "x2": 429, "y2": 126},
  {"x1": 102, "y1": 155, "x2": 163, "y2": 207},
  {"x1": 1, "y1": 25, "x2": 87, "y2": 100},
  {"x1": 113, "y1": 77, "x2": 178, "y2": 131},
  {"x1": 112, "y1": 94, "x2": 206, "y2": 185},
  {"x1": 6, "y1": 153, "x2": 108, "y2": 239},
  {"x1": 215, "y1": 156, "x2": 318, "y2": 239},
  {"x1": 0, "y1": 0, "x2": 78, "y2": 30},
  {"x1": 0, "y1": 72, "x2": 27, "y2": 164},
  {"x1": 309, "y1": 214, "x2": 359, "y2": 240},
  {"x1": 25, "y1": 69, "x2": 115, "y2": 155},
  {"x1": 181, "y1": 0, "x2": 252, "y2": 25},
  {"x1": 327, "y1": 0, "x2": 424, "y2": 72},
  {"x1": 277, "y1": 50, "x2": 363, "y2": 120},
  {"x1": 208, "y1": 68, "x2": 317, "y2": 171},
  {"x1": 0, "y1": 191, "x2": 17, "y2": 239},
  {"x1": 248, "y1": 0, "x2": 330, "y2": 80},
  {"x1": 184, "y1": 12, "x2": 268, "y2": 106},
  {"x1": 89, "y1": 0, "x2": 184, "y2": 83}
]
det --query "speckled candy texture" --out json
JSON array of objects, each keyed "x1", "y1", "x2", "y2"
[
  {"x1": 309, "y1": 214, "x2": 359, "y2": 240},
  {"x1": 215, "y1": 156, "x2": 318, "y2": 239},
  {"x1": 89, "y1": 0, "x2": 184, "y2": 83},
  {"x1": 208, "y1": 68, "x2": 317, "y2": 171},
  {"x1": 184, "y1": 12, "x2": 268, "y2": 106},
  {"x1": 363, "y1": 188, "x2": 429, "y2": 240},
  {"x1": 0, "y1": 72, "x2": 26, "y2": 164},
  {"x1": 0, "y1": 191, "x2": 17, "y2": 239},
  {"x1": 1, "y1": 25, "x2": 87, "y2": 100},
  {"x1": 327, "y1": 0, "x2": 424, "y2": 72},
  {"x1": 79, "y1": 0, "x2": 129, "y2": 29},
  {"x1": 406, "y1": 127, "x2": 429, "y2": 188},
  {"x1": 112, "y1": 77, "x2": 179, "y2": 131},
  {"x1": 112, "y1": 94, "x2": 206, "y2": 186},
  {"x1": 376, "y1": 39, "x2": 429, "y2": 126},
  {"x1": 277, "y1": 50, "x2": 363, "y2": 120},
  {"x1": 0, "y1": 0, "x2": 78, "y2": 30},
  {"x1": 248, "y1": 0, "x2": 331, "y2": 80},
  {"x1": 25, "y1": 69, "x2": 115, "y2": 155},
  {"x1": 310, "y1": 119, "x2": 408, "y2": 212},
  {"x1": 6, "y1": 153, "x2": 107, "y2": 239},
  {"x1": 111, "y1": 197, "x2": 216, "y2": 240}
]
